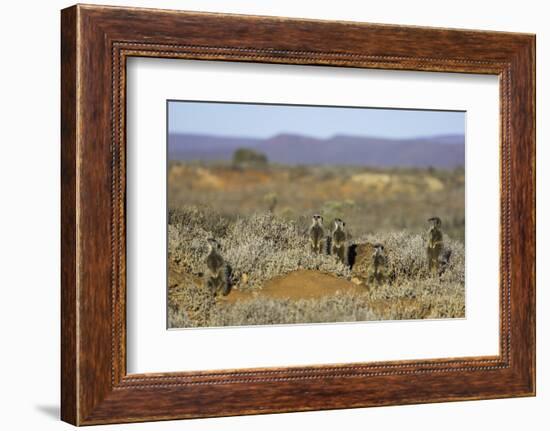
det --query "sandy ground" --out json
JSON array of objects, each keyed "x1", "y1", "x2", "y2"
[{"x1": 221, "y1": 270, "x2": 364, "y2": 303}]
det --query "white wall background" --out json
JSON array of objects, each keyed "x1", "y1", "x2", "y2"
[{"x1": 0, "y1": 1, "x2": 546, "y2": 429}]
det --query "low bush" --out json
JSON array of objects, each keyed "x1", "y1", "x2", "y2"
[
  {"x1": 169, "y1": 207, "x2": 350, "y2": 290},
  {"x1": 167, "y1": 206, "x2": 465, "y2": 328}
]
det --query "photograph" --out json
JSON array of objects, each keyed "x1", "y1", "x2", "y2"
[{"x1": 167, "y1": 101, "x2": 466, "y2": 328}]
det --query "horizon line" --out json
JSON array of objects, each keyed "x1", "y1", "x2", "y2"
[{"x1": 168, "y1": 131, "x2": 465, "y2": 142}]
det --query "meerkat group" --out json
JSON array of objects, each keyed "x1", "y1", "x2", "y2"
[
  {"x1": 308, "y1": 214, "x2": 352, "y2": 265},
  {"x1": 307, "y1": 213, "x2": 449, "y2": 276},
  {"x1": 202, "y1": 214, "x2": 449, "y2": 296}
]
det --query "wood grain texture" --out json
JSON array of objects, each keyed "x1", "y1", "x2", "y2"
[
  {"x1": 60, "y1": 4, "x2": 536, "y2": 425},
  {"x1": 60, "y1": 5, "x2": 78, "y2": 425}
]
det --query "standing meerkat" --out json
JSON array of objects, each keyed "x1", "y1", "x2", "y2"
[
  {"x1": 369, "y1": 243, "x2": 387, "y2": 284},
  {"x1": 438, "y1": 249, "x2": 452, "y2": 276},
  {"x1": 331, "y1": 218, "x2": 347, "y2": 264},
  {"x1": 309, "y1": 214, "x2": 325, "y2": 254},
  {"x1": 426, "y1": 216, "x2": 443, "y2": 274},
  {"x1": 205, "y1": 238, "x2": 230, "y2": 296}
]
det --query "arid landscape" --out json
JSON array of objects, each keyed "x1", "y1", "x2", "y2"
[
  {"x1": 167, "y1": 160, "x2": 465, "y2": 328},
  {"x1": 167, "y1": 101, "x2": 465, "y2": 328}
]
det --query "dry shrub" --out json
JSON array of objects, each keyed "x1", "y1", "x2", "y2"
[
  {"x1": 354, "y1": 231, "x2": 464, "y2": 284},
  {"x1": 167, "y1": 206, "x2": 465, "y2": 328},
  {"x1": 169, "y1": 207, "x2": 350, "y2": 290},
  {"x1": 168, "y1": 163, "x2": 466, "y2": 241},
  {"x1": 167, "y1": 274, "x2": 217, "y2": 328},
  {"x1": 210, "y1": 292, "x2": 378, "y2": 327},
  {"x1": 168, "y1": 281, "x2": 464, "y2": 328},
  {"x1": 363, "y1": 279, "x2": 465, "y2": 320}
]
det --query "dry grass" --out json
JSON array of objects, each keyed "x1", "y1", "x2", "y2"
[
  {"x1": 167, "y1": 205, "x2": 465, "y2": 328},
  {"x1": 168, "y1": 162, "x2": 465, "y2": 240},
  {"x1": 169, "y1": 208, "x2": 350, "y2": 291}
]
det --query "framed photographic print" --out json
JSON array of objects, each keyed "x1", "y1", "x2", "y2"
[{"x1": 61, "y1": 4, "x2": 536, "y2": 425}]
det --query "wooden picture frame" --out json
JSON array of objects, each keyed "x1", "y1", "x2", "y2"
[{"x1": 61, "y1": 4, "x2": 535, "y2": 425}]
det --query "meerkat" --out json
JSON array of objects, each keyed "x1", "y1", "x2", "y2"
[
  {"x1": 205, "y1": 238, "x2": 230, "y2": 296},
  {"x1": 331, "y1": 218, "x2": 347, "y2": 264},
  {"x1": 426, "y1": 216, "x2": 443, "y2": 274},
  {"x1": 369, "y1": 243, "x2": 387, "y2": 284},
  {"x1": 309, "y1": 214, "x2": 325, "y2": 254},
  {"x1": 438, "y1": 249, "x2": 452, "y2": 276}
]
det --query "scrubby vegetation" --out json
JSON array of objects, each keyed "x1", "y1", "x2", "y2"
[
  {"x1": 168, "y1": 207, "x2": 350, "y2": 291},
  {"x1": 167, "y1": 205, "x2": 465, "y2": 328},
  {"x1": 232, "y1": 148, "x2": 268, "y2": 167},
  {"x1": 168, "y1": 162, "x2": 465, "y2": 241},
  {"x1": 352, "y1": 231, "x2": 464, "y2": 284},
  {"x1": 169, "y1": 291, "x2": 379, "y2": 328}
]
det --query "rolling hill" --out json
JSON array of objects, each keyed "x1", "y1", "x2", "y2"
[{"x1": 168, "y1": 132, "x2": 464, "y2": 168}]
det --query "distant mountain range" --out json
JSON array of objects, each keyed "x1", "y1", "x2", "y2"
[{"x1": 168, "y1": 133, "x2": 465, "y2": 168}]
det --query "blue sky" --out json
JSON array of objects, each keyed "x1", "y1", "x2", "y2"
[{"x1": 168, "y1": 101, "x2": 465, "y2": 140}]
